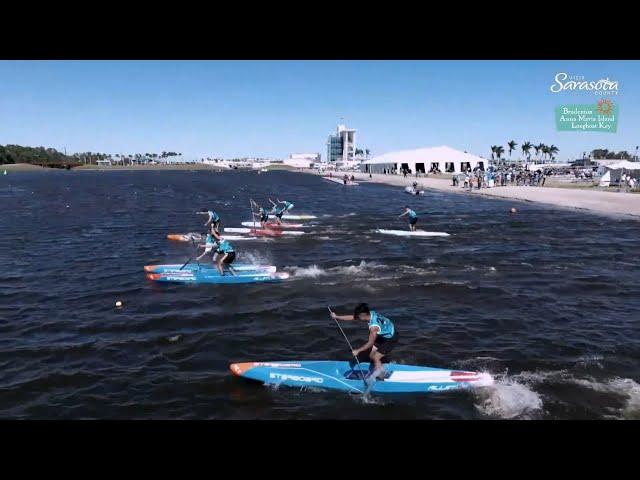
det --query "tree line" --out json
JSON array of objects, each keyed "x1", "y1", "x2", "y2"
[
  {"x1": 490, "y1": 141, "x2": 559, "y2": 163},
  {"x1": 589, "y1": 149, "x2": 637, "y2": 160},
  {"x1": 490, "y1": 141, "x2": 639, "y2": 163},
  {"x1": 0, "y1": 144, "x2": 183, "y2": 166},
  {"x1": 0, "y1": 145, "x2": 76, "y2": 166}
]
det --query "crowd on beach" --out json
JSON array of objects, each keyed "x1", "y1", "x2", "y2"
[
  {"x1": 452, "y1": 167, "x2": 547, "y2": 190},
  {"x1": 621, "y1": 173, "x2": 638, "y2": 191},
  {"x1": 377, "y1": 166, "x2": 548, "y2": 188}
]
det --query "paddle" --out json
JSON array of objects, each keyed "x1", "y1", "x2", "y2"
[
  {"x1": 179, "y1": 235, "x2": 200, "y2": 271},
  {"x1": 328, "y1": 307, "x2": 367, "y2": 388},
  {"x1": 250, "y1": 198, "x2": 257, "y2": 231}
]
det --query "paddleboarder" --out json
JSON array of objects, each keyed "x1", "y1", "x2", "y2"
[
  {"x1": 330, "y1": 303, "x2": 398, "y2": 380},
  {"x1": 212, "y1": 238, "x2": 236, "y2": 276},
  {"x1": 251, "y1": 200, "x2": 269, "y2": 228},
  {"x1": 195, "y1": 231, "x2": 217, "y2": 262},
  {"x1": 268, "y1": 199, "x2": 287, "y2": 225},
  {"x1": 197, "y1": 209, "x2": 221, "y2": 233},
  {"x1": 399, "y1": 206, "x2": 418, "y2": 231},
  {"x1": 276, "y1": 198, "x2": 294, "y2": 213}
]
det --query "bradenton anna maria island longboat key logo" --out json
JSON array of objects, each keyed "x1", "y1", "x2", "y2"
[{"x1": 552, "y1": 73, "x2": 620, "y2": 133}]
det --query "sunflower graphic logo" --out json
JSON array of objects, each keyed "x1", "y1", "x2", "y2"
[{"x1": 597, "y1": 99, "x2": 613, "y2": 115}]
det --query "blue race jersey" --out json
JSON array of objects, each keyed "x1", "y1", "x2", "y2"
[
  {"x1": 209, "y1": 211, "x2": 220, "y2": 222},
  {"x1": 368, "y1": 311, "x2": 395, "y2": 339},
  {"x1": 216, "y1": 240, "x2": 234, "y2": 254},
  {"x1": 205, "y1": 234, "x2": 215, "y2": 246},
  {"x1": 407, "y1": 209, "x2": 417, "y2": 219},
  {"x1": 283, "y1": 201, "x2": 293, "y2": 208}
]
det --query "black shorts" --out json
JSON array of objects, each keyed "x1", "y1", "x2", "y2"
[
  {"x1": 374, "y1": 332, "x2": 398, "y2": 355},
  {"x1": 260, "y1": 214, "x2": 269, "y2": 222},
  {"x1": 221, "y1": 251, "x2": 236, "y2": 264},
  {"x1": 212, "y1": 220, "x2": 220, "y2": 229},
  {"x1": 409, "y1": 218, "x2": 417, "y2": 225},
  {"x1": 275, "y1": 212, "x2": 284, "y2": 219}
]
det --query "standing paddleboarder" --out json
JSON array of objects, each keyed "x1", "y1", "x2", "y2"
[
  {"x1": 212, "y1": 238, "x2": 236, "y2": 276},
  {"x1": 195, "y1": 230, "x2": 217, "y2": 262},
  {"x1": 197, "y1": 209, "x2": 221, "y2": 233},
  {"x1": 276, "y1": 198, "x2": 294, "y2": 213},
  {"x1": 268, "y1": 199, "x2": 287, "y2": 225},
  {"x1": 251, "y1": 200, "x2": 269, "y2": 228},
  {"x1": 399, "y1": 206, "x2": 418, "y2": 231},
  {"x1": 330, "y1": 303, "x2": 398, "y2": 380},
  {"x1": 197, "y1": 235, "x2": 236, "y2": 275}
]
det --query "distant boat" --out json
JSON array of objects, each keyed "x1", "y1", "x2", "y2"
[
  {"x1": 2, "y1": 170, "x2": 6, "y2": 175},
  {"x1": 260, "y1": 168, "x2": 268, "y2": 172}
]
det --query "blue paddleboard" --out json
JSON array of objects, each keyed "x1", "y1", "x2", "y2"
[{"x1": 230, "y1": 360, "x2": 493, "y2": 394}]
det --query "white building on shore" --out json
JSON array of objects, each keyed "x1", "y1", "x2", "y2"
[
  {"x1": 327, "y1": 124, "x2": 357, "y2": 168},
  {"x1": 284, "y1": 153, "x2": 321, "y2": 168},
  {"x1": 360, "y1": 145, "x2": 488, "y2": 174}
]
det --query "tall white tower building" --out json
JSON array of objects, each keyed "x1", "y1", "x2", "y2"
[{"x1": 327, "y1": 124, "x2": 357, "y2": 167}]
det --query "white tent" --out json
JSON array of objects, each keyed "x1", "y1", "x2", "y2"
[
  {"x1": 600, "y1": 161, "x2": 640, "y2": 186},
  {"x1": 360, "y1": 145, "x2": 488, "y2": 175},
  {"x1": 606, "y1": 160, "x2": 640, "y2": 170},
  {"x1": 599, "y1": 170, "x2": 612, "y2": 187}
]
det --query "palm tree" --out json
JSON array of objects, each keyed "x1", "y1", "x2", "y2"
[
  {"x1": 494, "y1": 146, "x2": 505, "y2": 162},
  {"x1": 490, "y1": 145, "x2": 497, "y2": 160},
  {"x1": 533, "y1": 144, "x2": 540, "y2": 161},
  {"x1": 541, "y1": 145, "x2": 550, "y2": 161},
  {"x1": 537, "y1": 143, "x2": 547, "y2": 163},
  {"x1": 521, "y1": 141, "x2": 532, "y2": 162},
  {"x1": 365, "y1": 149, "x2": 370, "y2": 157},
  {"x1": 548, "y1": 145, "x2": 559, "y2": 161},
  {"x1": 507, "y1": 140, "x2": 518, "y2": 160}
]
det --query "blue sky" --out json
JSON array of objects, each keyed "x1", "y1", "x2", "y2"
[{"x1": 0, "y1": 60, "x2": 637, "y2": 161}]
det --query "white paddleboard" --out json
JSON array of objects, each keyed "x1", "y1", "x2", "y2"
[
  {"x1": 267, "y1": 214, "x2": 317, "y2": 220},
  {"x1": 219, "y1": 235, "x2": 258, "y2": 241},
  {"x1": 167, "y1": 233, "x2": 254, "y2": 242},
  {"x1": 324, "y1": 177, "x2": 359, "y2": 185},
  {"x1": 404, "y1": 186, "x2": 425, "y2": 195},
  {"x1": 224, "y1": 227, "x2": 306, "y2": 236},
  {"x1": 376, "y1": 229, "x2": 450, "y2": 237},
  {"x1": 240, "y1": 222, "x2": 306, "y2": 228}
]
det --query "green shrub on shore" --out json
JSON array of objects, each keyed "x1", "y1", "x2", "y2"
[{"x1": 0, "y1": 144, "x2": 77, "y2": 167}]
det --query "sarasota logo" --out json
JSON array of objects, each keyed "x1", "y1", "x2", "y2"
[
  {"x1": 550, "y1": 72, "x2": 619, "y2": 96},
  {"x1": 597, "y1": 99, "x2": 613, "y2": 115}
]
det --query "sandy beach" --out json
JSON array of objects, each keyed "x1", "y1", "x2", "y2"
[
  {"x1": 304, "y1": 170, "x2": 640, "y2": 219},
  {"x1": 2, "y1": 163, "x2": 49, "y2": 171}
]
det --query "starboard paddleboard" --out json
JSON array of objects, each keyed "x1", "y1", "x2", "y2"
[{"x1": 230, "y1": 360, "x2": 493, "y2": 394}]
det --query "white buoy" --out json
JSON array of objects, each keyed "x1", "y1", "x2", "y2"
[{"x1": 115, "y1": 300, "x2": 123, "y2": 308}]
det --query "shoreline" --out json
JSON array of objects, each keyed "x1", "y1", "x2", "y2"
[
  {"x1": 1, "y1": 163, "x2": 230, "y2": 172},
  {"x1": 5, "y1": 163, "x2": 639, "y2": 219},
  {"x1": 300, "y1": 169, "x2": 640, "y2": 220},
  {"x1": 1, "y1": 163, "x2": 298, "y2": 172}
]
